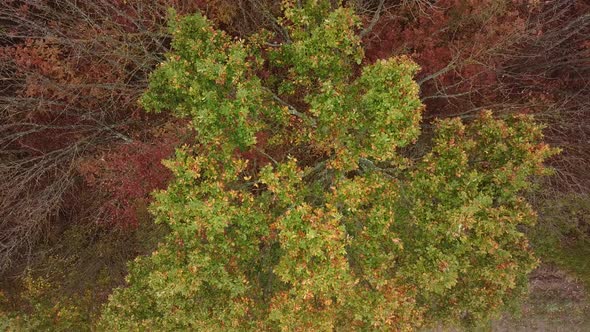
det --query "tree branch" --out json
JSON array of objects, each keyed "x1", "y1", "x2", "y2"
[
  {"x1": 359, "y1": 0, "x2": 385, "y2": 39},
  {"x1": 263, "y1": 88, "x2": 317, "y2": 127}
]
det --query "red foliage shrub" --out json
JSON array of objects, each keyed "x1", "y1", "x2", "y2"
[
  {"x1": 78, "y1": 126, "x2": 184, "y2": 228},
  {"x1": 363, "y1": 0, "x2": 525, "y2": 115}
]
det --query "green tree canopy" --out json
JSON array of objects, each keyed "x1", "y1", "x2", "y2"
[{"x1": 100, "y1": 1, "x2": 556, "y2": 330}]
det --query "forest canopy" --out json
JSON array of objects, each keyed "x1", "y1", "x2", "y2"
[{"x1": 98, "y1": 2, "x2": 557, "y2": 330}]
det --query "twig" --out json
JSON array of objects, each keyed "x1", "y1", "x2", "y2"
[{"x1": 359, "y1": 0, "x2": 385, "y2": 39}]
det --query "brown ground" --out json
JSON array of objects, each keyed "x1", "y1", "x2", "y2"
[
  {"x1": 428, "y1": 264, "x2": 590, "y2": 331},
  {"x1": 494, "y1": 264, "x2": 590, "y2": 332}
]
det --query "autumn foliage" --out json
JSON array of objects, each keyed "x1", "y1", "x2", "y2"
[
  {"x1": 0, "y1": 0, "x2": 584, "y2": 330},
  {"x1": 0, "y1": 0, "x2": 197, "y2": 272},
  {"x1": 362, "y1": 0, "x2": 589, "y2": 190},
  {"x1": 99, "y1": 3, "x2": 555, "y2": 330}
]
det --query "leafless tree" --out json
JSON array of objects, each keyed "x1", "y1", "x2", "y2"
[{"x1": 0, "y1": 0, "x2": 183, "y2": 274}]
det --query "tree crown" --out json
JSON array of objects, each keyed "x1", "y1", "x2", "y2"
[{"x1": 100, "y1": 2, "x2": 556, "y2": 330}]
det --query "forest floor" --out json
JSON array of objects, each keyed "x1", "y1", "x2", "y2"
[
  {"x1": 428, "y1": 264, "x2": 590, "y2": 331},
  {"x1": 494, "y1": 264, "x2": 590, "y2": 331}
]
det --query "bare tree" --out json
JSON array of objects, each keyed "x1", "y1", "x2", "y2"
[{"x1": 0, "y1": 0, "x2": 180, "y2": 274}]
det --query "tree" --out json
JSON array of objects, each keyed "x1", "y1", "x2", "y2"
[{"x1": 99, "y1": 2, "x2": 556, "y2": 330}]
